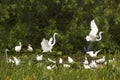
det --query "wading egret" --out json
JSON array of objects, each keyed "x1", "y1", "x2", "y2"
[
  {"x1": 68, "y1": 56, "x2": 74, "y2": 63},
  {"x1": 27, "y1": 44, "x2": 33, "y2": 52},
  {"x1": 15, "y1": 42, "x2": 22, "y2": 53},
  {"x1": 41, "y1": 33, "x2": 58, "y2": 53},
  {"x1": 86, "y1": 19, "x2": 103, "y2": 42},
  {"x1": 59, "y1": 58, "x2": 63, "y2": 64}
]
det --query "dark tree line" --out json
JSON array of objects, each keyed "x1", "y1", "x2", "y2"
[{"x1": 0, "y1": 0, "x2": 120, "y2": 54}]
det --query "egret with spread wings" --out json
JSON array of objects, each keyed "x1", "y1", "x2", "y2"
[
  {"x1": 41, "y1": 33, "x2": 58, "y2": 53},
  {"x1": 86, "y1": 19, "x2": 103, "y2": 42}
]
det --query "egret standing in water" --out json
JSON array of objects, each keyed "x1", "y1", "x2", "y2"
[{"x1": 41, "y1": 33, "x2": 58, "y2": 53}]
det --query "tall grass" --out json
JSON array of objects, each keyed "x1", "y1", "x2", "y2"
[{"x1": 0, "y1": 53, "x2": 120, "y2": 80}]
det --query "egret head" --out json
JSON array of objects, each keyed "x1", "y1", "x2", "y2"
[
  {"x1": 19, "y1": 42, "x2": 22, "y2": 45},
  {"x1": 100, "y1": 31, "x2": 103, "y2": 34},
  {"x1": 54, "y1": 33, "x2": 58, "y2": 35},
  {"x1": 5, "y1": 48, "x2": 9, "y2": 52},
  {"x1": 28, "y1": 44, "x2": 31, "y2": 46}
]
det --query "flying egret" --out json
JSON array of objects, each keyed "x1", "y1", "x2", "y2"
[
  {"x1": 83, "y1": 57, "x2": 89, "y2": 65},
  {"x1": 36, "y1": 55, "x2": 43, "y2": 62},
  {"x1": 86, "y1": 49, "x2": 101, "y2": 57},
  {"x1": 5, "y1": 49, "x2": 9, "y2": 63},
  {"x1": 68, "y1": 56, "x2": 74, "y2": 63},
  {"x1": 27, "y1": 44, "x2": 33, "y2": 52},
  {"x1": 13, "y1": 56, "x2": 21, "y2": 65},
  {"x1": 96, "y1": 56, "x2": 105, "y2": 63},
  {"x1": 41, "y1": 33, "x2": 58, "y2": 53},
  {"x1": 86, "y1": 19, "x2": 103, "y2": 42},
  {"x1": 15, "y1": 42, "x2": 22, "y2": 53}
]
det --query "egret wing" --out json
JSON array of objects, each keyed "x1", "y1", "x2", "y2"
[
  {"x1": 86, "y1": 51, "x2": 93, "y2": 54},
  {"x1": 41, "y1": 38, "x2": 50, "y2": 51},
  {"x1": 89, "y1": 19, "x2": 98, "y2": 36}
]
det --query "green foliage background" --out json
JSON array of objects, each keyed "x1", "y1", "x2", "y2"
[{"x1": 0, "y1": 0, "x2": 120, "y2": 53}]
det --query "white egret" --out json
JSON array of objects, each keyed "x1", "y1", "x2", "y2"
[
  {"x1": 13, "y1": 56, "x2": 20, "y2": 65},
  {"x1": 47, "y1": 66, "x2": 52, "y2": 70},
  {"x1": 86, "y1": 49, "x2": 101, "y2": 57},
  {"x1": 8, "y1": 58, "x2": 14, "y2": 63},
  {"x1": 89, "y1": 60, "x2": 98, "y2": 68},
  {"x1": 109, "y1": 58, "x2": 115, "y2": 63},
  {"x1": 59, "y1": 58, "x2": 63, "y2": 64},
  {"x1": 27, "y1": 44, "x2": 33, "y2": 52},
  {"x1": 83, "y1": 61, "x2": 91, "y2": 69},
  {"x1": 36, "y1": 55, "x2": 43, "y2": 62},
  {"x1": 46, "y1": 65, "x2": 56, "y2": 70},
  {"x1": 83, "y1": 57, "x2": 89, "y2": 65},
  {"x1": 83, "y1": 64, "x2": 91, "y2": 69},
  {"x1": 96, "y1": 56, "x2": 105, "y2": 63},
  {"x1": 68, "y1": 56, "x2": 74, "y2": 63},
  {"x1": 5, "y1": 49, "x2": 9, "y2": 63},
  {"x1": 48, "y1": 58, "x2": 56, "y2": 63},
  {"x1": 15, "y1": 42, "x2": 22, "y2": 53},
  {"x1": 63, "y1": 64, "x2": 71, "y2": 68},
  {"x1": 86, "y1": 19, "x2": 103, "y2": 42},
  {"x1": 41, "y1": 33, "x2": 58, "y2": 53}
]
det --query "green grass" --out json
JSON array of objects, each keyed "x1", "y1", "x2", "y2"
[{"x1": 0, "y1": 52, "x2": 120, "y2": 80}]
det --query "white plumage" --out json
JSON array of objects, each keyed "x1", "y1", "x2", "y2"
[
  {"x1": 46, "y1": 66, "x2": 52, "y2": 70},
  {"x1": 109, "y1": 58, "x2": 115, "y2": 63},
  {"x1": 63, "y1": 64, "x2": 71, "y2": 68},
  {"x1": 41, "y1": 33, "x2": 58, "y2": 53},
  {"x1": 89, "y1": 60, "x2": 98, "y2": 68},
  {"x1": 27, "y1": 44, "x2": 33, "y2": 52},
  {"x1": 86, "y1": 49, "x2": 101, "y2": 57},
  {"x1": 83, "y1": 64, "x2": 91, "y2": 69},
  {"x1": 68, "y1": 56, "x2": 74, "y2": 63},
  {"x1": 15, "y1": 42, "x2": 22, "y2": 53},
  {"x1": 83, "y1": 57, "x2": 89, "y2": 65},
  {"x1": 13, "y1": 57, "x2": 20, "y2": 65},
  {"x1": 8, "y1": 58, "x2": 14, "y2": 63},
  {"x1": 86, "y1": 19, "x2": 103, "y2": 42},
  {"x1": 96, "y1": 56, "x2": 105, "y2": 63},
  {"x1": 59, "y1": 58, "x2": 63, "y2": 64},
  {"x1": 36, "y1": 55, "x2": 43, "y2": 61},
  {"x1": 48, "y1": 58, "x2": 56, "y2": 63}
]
